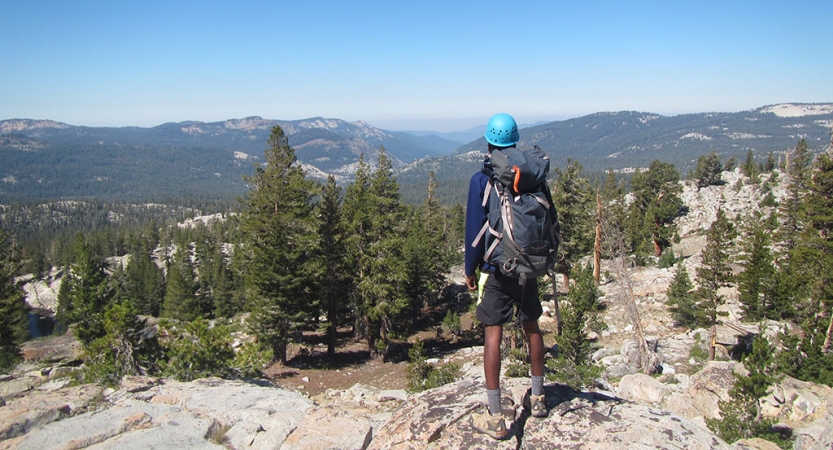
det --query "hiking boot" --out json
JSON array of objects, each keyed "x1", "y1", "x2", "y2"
[
  {"x1": 526, "y1": 394, "x2": 548, "y2": 418},
  {"x1": 469, "y1": 409, "x2": 509, "y2": 440}
]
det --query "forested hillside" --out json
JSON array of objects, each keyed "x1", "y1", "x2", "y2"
[
  {"x1": 456, "y1": 104, "x2": 833, "y2": 171},
  {"x1": 2, "y1": 103, "x2": 831, "y2": 203}
]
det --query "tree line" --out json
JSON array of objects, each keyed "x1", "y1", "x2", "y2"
[{"x1": 0, "y1": 125, "x2": 465, "y2": 381}]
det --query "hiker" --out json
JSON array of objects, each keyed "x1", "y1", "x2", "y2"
[{"x1": 465, "y1": 113, "x2": 551, "y2": 440}]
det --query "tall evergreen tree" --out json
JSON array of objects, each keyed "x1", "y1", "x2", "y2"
[
  {"x1": 60, "y1": 234, "x2": 114, "y2": 346},
  {"x1": 802, "y1": 151, "x2": 833, "y2": 353},
  {"x1": 764, "y1": 153, "x2": 776, "y2": 173},
  {"x1": 402, "y1": 172, "x2": 449, "y2": 324},
  {"x1": 160, "y1": 245, "x2": 201, "y2": 321},
  {"x1": 210, "y1": 249, "x2": 238, "y2": 319},
  {"x1": 628, "y1": 160, "x2": 683, "y2": 256},
  {"x1": 741, "y1": 149, "x2": 758, "y2": 179},
  {"x1": 694, "y1": 208, "x2": 737, "y2": 359},
  {"x1": 123, "y1": 237, "x2": 165, "y2": 317},
  {"x1": 776, "y1": 138, "x2": 814, "y2": 324},
  {"x1": 239, "y1": 125, "x2": 318, "y2": 363},
  {"x1": 666, "y1": 265, "x2": 697, "y2": 327},
  {"x1": 737, "y1": 212, "x2": 787, "y2": 321},
  {"x1": 0, "y1": 230, "x2": 29, "y2": 371},
  {"x1": 315, "y1": 175, "x2": 353, "y2": 357},
  {"x1": 552, "y1": 159, "x2": 595, "y2": 280},
  {"x1": 779, "y1": 139, "x2": 812, "y2": 254},
  {"x1": 343, "y1": 148, "x2": 408, "y2": 356}
]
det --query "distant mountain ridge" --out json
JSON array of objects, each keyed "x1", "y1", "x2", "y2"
[
  {"x1": 456, "y1": 103, "x2": 833, "y2": 171},
  {"x1": 1, "y1": 103, "x2": 831, "y2": 203},
  {"x1": 0, "y1": 116, "x2": 446, "y2": 168}
]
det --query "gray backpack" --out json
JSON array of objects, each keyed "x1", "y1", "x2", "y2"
[{"x1": 473, "y1": 146, "x2": 561, "y2": 284}]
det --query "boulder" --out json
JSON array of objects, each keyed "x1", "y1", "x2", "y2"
[
  {"x1": 617, "y1": 373, "x2": 671, "y2": 405},
  {"x1": 19, "y1": 333, "x2": 82, "y2": 363},
  {"x1": 685, "y1": 361, "x2": 738, "y2": 420}
]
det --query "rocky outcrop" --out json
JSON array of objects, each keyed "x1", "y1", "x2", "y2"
[
  {"x1": 369, "y1": 377, "x2": 731, "y2": 449},
  {"x1": 3, "y1": 346, "x2": 833, "y2": 449}
]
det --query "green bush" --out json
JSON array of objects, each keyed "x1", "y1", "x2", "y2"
[
  {"x1": 545, "y1": 358, "x2": 603, "y2": 390},
  {"x1": 231, "y1": 341, "x2": 273, "y2": 378},
  {"x1": 159, "y1": 318, "x2": 236, "y2": 381},
  {"x1": 689, "y1": 333, "x2": 709, "y2": 363},
  {"x1": 406, "y1": 338, "x2": 459, "y2": 393},
  {"x1": 77, "y1": 301, "x2": 159, "y2": 386},
  {"x1": 505, "y1": 347, "x2": 530, "y2": 378},
  {"x1": 441, "y1": 309, "x2": 461, "y2": 337},
  {"x1": 658, "y1": 247, "x2": 676, "y2": 268},
  {"x1": 706, "y1": 335, "x2": 792, "y2": 448}
]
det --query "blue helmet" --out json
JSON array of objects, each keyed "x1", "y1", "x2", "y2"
[{"x1": 485, "y1": 113, "x2": 519, "y2": 147}]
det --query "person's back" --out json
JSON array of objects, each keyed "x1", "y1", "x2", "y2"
[{"x1": 464, "y1": 113, "x2": 549, "y2": 440}]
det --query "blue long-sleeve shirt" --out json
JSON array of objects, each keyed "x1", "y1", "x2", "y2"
[{"x1": 464, "y1": 170, "x2": 496, "y2": 277}]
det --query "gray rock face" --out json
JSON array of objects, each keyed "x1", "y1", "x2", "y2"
[
  {"x1": 368, "y1": 378, "x2": 731, "y2": 449},
  {"x1": 0, "y1": 383, "x2": 105, "y2": 442}
]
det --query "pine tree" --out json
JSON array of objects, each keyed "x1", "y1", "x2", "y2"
[
  {"x1": 160, "y1": 245, "x2": 201, "y2": 321},
  {"x1": 777, "y1": 139, "x2": 815, "y2": 324},
  {"x1": 629, "y1": 160, "x2": 683, "y2": 256},
  {"x1": 315, "y1": 175, "x2": 353, "y2": 356},
  {"x1": 741, "y1": 149, "x2": 758, "y2": 179},
  {"x1": 61, "y1": 234, "x2": 114, "y2": 346},
  {"x1": 239, "y1": 125, "x2": 318, "y2": 363},
  {"x1": 0, "y1": 230, "x2": 29, "y2": 371},
  {"x1": 694, "y1": 208, "x2": 737, "y2": 359},
  {"x1": 343, "y1": 148, "x2": 408, "y2": 356},
  {"x1": 803, "y1": 151, "x2": 833, "y2": 353},
  {"x1": 552, "y1": 159, "x2": 595, "y2": 281},
  {"x1": 694, "y1": 152, "x2": 724, "y2": 189},
  {"x1": 402, "y1": 172, "x2": 448, "y2": 325},
  {"x1": 666, "y1": 265, "x2": 697, "y2": 327},
  {"x1": 737, "y1": 212, "x2": 786, "y2": 321},
  {"x1": 123, "y1": 237, "x2": 165, "y2": 317},
  {"x1": 545, "y1": 264, "x2": 604, "y2": 389},
  {"x1": 764, "y1": 153, "x2": 776, "y2": 173},
  {"x1": 708, "y1": 335, "x2": 790, "y2": 446},
  {"x1": 210, "y1": 250, "x2": 237, "y2": 319},
  {"x1": 779, "y1": 139, "x2": 812, "y2": 253}
]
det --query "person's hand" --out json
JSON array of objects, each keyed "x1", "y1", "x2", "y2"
[{"x1": 466, "y1": 274, "x2": 478, "y2": 291}]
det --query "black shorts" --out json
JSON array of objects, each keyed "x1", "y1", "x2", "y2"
[{"x1": 475, "y1": 271, "x2": 543, "y2": 326}]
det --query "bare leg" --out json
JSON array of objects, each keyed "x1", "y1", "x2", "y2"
[
  {"x1": 484, "y1": 325, "x2": 503, "y2": 390},
  {"x1": 522, "y1": 320, "x2": 545, "y2": 377}
]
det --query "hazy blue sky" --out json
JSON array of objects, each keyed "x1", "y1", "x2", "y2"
[{"x1": 2, "y1": 1, "x2": 831, "y2": 131}]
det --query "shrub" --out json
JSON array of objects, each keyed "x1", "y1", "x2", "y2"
[
  {"x1": 406, "y1": 338, "x2": 459, "y2": 393},
  {"x1": 505, "y1": 347, "x2": 530, "y2": 378},
  {"x1": 441, "y1": 309, "x2": 461, "y2": 337},
  {"x1": 77, "y1": 301, "x2": 159, "y2": 386},
  {"x1": 546, "y1": 358, "x2": 603, "y2": 390},
  {"x1": 231, "y1": 341, "x2": 273, "y2": 378},
  {"x1": 658, "y1": 247, "x2": 676, "y2": 269},
  {"x1": 159, "y1": 318, "x2": 236, "y2": 381}
]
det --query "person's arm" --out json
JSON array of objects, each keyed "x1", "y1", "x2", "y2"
[{"x1": 464, "y1": 173, "x2": 487, "y2": 288}]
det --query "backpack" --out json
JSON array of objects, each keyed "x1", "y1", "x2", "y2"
[{"x1": 473, "y1": 145, "x2": 561, "y2": 284}]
